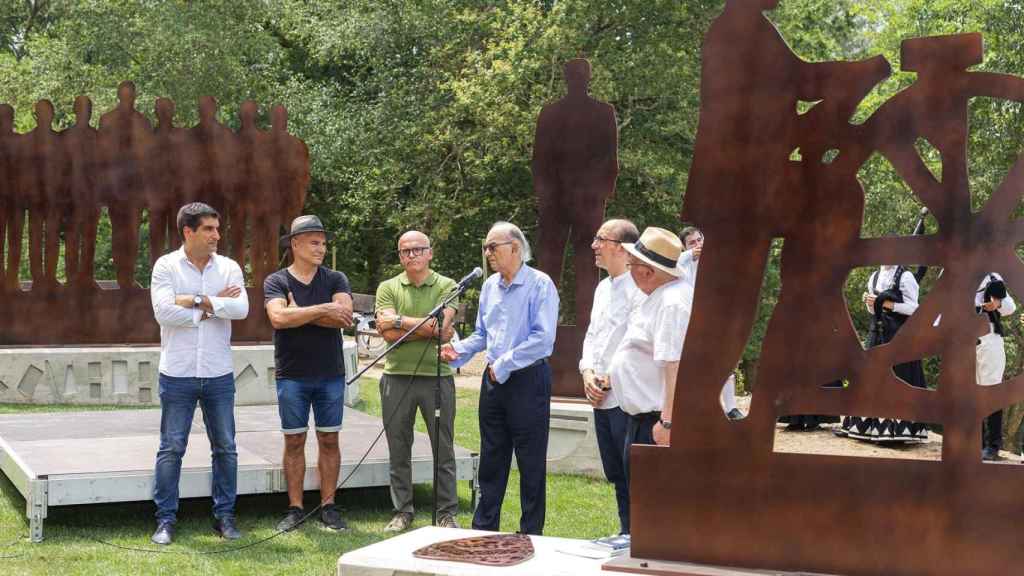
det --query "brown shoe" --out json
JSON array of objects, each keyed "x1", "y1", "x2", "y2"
[{"x1": 385, "y1": 512, "x2": 413, "y2": 532}]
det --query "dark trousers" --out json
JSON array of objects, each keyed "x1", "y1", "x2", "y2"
[
  {"x1": 594, "y1": 406, "x2": 629, "y2": 534},
  {"x1": 473, "y1": 361, "x2": 551, "y2": 535},
  {"x1": 983, "y1": 410, "x2": 1003, "y2": 451},
  {"x1": 622, "y1": 410, "x2": 659, "y2": 530}
]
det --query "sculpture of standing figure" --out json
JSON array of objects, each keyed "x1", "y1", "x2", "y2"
[
  {"x1": 62, "y1": 96, "x2": 101, "y2": 287},
  {"x1": 99, "y1": 81, "x2": 153, "y2": 289},
  {"x1": 0, "y1": 104, "x2": 17, "y2": 290},
  {"x1": 532, "y1": 59, "x2": 619, "y2": 329},
  {"x1": 25, "y1": 100, "x2": 65, "y2": 292}
]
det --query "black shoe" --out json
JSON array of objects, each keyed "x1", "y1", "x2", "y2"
[
  {"x1": 213, "y1": 516, "x2": 242, "y2": 540},
  {"x1": 726, "y1": 408, "x2": 744, "y2": 421},
  {"x1": 151, "y1": 521, "x2": 174, "y2": 545},
  {"x1": 320, "y1": 503, "x2": 349, "y2": 531},
  {"x1": 277, "y1": 506, "x2": 306, "y2": 532}
]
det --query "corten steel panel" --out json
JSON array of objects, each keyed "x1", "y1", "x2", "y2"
[
  {"x1": 533, "y1": 59, "x2": 619, "y2": 399},
  {"x1": 0, "y1": 82, "x2": 309, "y2": 345},
  {"x1": 626, "y1": 3, "x2": 1024, "y2": 576}
]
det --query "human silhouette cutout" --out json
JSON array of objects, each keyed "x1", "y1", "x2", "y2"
[
  {"x1": 0, "y1": 104, "x2": 17, "y2": 290},
  {"x1": 268, "y1": 105, "x2": 309, "y2": 282},
  {"x1": 532, "y1": 58, "x2": 618, "y2": 329},
  {"x1": 150, "y1": 97, "x2": 189, "y2": 261},
  {"x1": 62, "y1": 96, "x2": 101, "y2": 287},
  {"x1": 99, "y1": 81, "x2": 153, "y2": 289},
  {"x1": 189, "y1": 96, "x2": 237, "y2": 219},
  {"x1": 24, "y1": 100, "x2": 65, "y2": 292},
  {"x1": 675, "y1": 0, "x2": 888, "y2": 450}
]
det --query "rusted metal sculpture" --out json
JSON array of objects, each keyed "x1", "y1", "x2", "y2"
[
  {"x1": 412, "y1": 533, "x2": 535, "y2": 567},
  {"x1": 533, "y1": 58, "x2": 619, "y2": 398},
  {"x1": 0, "y1": 82, "x2": 308, "y2": 345},
  {"x1": 618, "y1": 2, "x2": 1024, "y2": 575}
]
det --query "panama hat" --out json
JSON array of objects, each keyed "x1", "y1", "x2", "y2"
[
  {"x1": 623, "y1": 227, "x2": 683, "y2": 277},
  {"x1": 279, "y1": 215, "x2": 334, "y2": 248}
]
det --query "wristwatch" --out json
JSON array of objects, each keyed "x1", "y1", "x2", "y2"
[
  {"x1": 659, "y1": 419, "x2": 672, "y2": 430},
  {"x1": 193, "y1": 295, "x2": 204, "y2": 308},
  {"x1": 393, "y1": 315, "x2": 402, "y2": 330}
]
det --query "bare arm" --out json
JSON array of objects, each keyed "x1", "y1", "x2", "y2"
[
  {"x1": 266, "y1": 296, "x2": 328, "y2": 329},
  {"x1": 311, "y1": 292, "x2": 353, "y2": 329},
  {"x1": 654, "y1": 361, "x2": 680, "y2": 446},
  {"x1": 378, "y1": 307, "x2": 455, "y2": 343}
]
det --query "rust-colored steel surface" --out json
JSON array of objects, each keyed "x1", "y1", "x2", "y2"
[
  {"x1": 0, "y1": 82, "x2": 308, "y2": 345},
  {"x1": 625, "y1": 2, "x2": 1024, "y2": 576},
  {"x1": 412, "y1": 533, "x2": 535, "y2": 567},
  {"x1": 533, "y1": 58, "x2": 618, "y2": 398}
]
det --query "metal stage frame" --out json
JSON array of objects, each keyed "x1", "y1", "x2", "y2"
[{"x1": 0, "y1": 405, "x2": 479, "y2": 542}]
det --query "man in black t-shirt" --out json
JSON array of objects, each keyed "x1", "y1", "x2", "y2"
[{"x1": 265, "y1": 215, "x2": 353, "y2": 532}]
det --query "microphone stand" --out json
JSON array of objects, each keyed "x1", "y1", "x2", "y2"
[{"x1": 343, "y1": 279, "x2": 474, "y2": 527}]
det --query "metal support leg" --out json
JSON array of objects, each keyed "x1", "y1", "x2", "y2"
[
  {"x1": 470, "y1": 453, "x2": 479, "y2": 512},
  {"x1": 28, "y1": 479, "x2": 47, "y2": 543}
]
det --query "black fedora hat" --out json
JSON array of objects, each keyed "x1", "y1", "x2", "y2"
[{"x1": 279, "y1": 215, "x2": 334, "y2": 248}]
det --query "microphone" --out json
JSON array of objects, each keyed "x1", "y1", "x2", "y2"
[{"x1": 455, "y1": 267, "x2": 484, "y2": 290}]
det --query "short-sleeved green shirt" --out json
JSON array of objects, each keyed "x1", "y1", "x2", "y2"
[{"x1": 375, "y1": 270, "x2": 458, "y2": 376}]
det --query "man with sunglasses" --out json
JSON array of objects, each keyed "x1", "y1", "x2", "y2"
[
  {"x1": 374, "y1": 231, "x2": 460, "y2": 531},
  {"x1": 441, "y1": 221, "x2": 559, "y2": 535},
  {"x1": 265, "y1": 215, "x2": 353, "y2": 532}
]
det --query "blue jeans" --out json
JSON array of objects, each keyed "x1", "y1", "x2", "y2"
[{"x1": 153, "y1": 373, "x2": 237, "y2": 523}]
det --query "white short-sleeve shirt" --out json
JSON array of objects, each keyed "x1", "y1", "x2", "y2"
[{"x1": 608, "y1": 278, "x2": 693, "y2": 416}]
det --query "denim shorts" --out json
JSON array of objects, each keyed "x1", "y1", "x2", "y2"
[{"x1": 276, "y1": 376, "x2": 345, "y2": 434}]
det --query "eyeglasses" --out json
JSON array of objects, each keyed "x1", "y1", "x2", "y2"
[
  {"x1": 593, "y1": 235, "x2": 624, "y2": 245},
  {"x1": 398, "y1": 246, "x2": 430, "y2": 258},
  {"x1": 483, "y1": 241, "x2": 514, "y2": 254}
]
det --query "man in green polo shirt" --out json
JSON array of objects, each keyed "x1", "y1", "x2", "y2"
[{"x1": 375, "y1": 230, "x2": 459, "y2": 531}]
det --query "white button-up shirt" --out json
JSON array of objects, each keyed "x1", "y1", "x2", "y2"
[
  {"x1": 579, "y1": 272, "x2": 645, "y2": 409},
  {"x1": 150, "y1": 247, "x2": 249, "y2": 378},
  {"x1": 608, "y1": 278, "x2": 693, "y2": 416},
  {"x1": 676, "y1": 249, "x2": 698, "y2": 289},
  {"x1": 867, "y1": 266, "x2": 919, "y2": 317}
]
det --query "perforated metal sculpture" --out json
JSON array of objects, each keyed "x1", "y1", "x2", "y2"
[
  {"x1": 533, "y1": 58, "x2": 618, "y2": 397},
  {"x1": 0, "y1": 83, "x2": 309, "y2": 345},
  {"x1": 620, "y1": 2, "x2": 1024, "y2": 575}
]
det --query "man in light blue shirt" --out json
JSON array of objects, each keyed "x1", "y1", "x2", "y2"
[{"x1": 441, "y1": 221, "x2": 559, "y2": 534}]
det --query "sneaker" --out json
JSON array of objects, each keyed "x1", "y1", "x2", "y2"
[
  {"x1": 213, "y1": 516, "x2": 242, "y2": 540},
  {"x1": 437, "y1": 513, "x2": 460, "y2": 529},
  {"x1": 151, "y1": 521, "x2": 174, "y2": 545},
  {"x1": 385, "y1": 511, "x2": 414, "y2": 532},
  {"x1": 725, "y1": 408, "x2": 744, "y2": 421},
  {"x1": 277, "y1": 506, "x2": 306, "y2": 532},
  {"x1": 320, "y1": 503, "x2": 349, "y2": 531},
  {"x1": 982, "y1": 447, "x2": 1002, "y2": 462}
]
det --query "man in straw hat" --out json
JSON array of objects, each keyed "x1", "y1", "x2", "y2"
[
  {"x1": 607, "y1": 227, "x2": 693, "y2": 520},
  {"x1": 264, "y1": 215, "x2": 354, "y2": 532}
]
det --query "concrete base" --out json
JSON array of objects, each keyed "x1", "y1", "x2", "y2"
[
  {"x1": 337, "y1": 526, "x2": 609, "y2": 575},
  {"x1": 546, "y1": 400, "x2": 603, "y2": 478},
  {"x1": 0, "y1": 341, "x2": 360, "y2": 407}
]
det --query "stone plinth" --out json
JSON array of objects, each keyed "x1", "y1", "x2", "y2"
[
  {"x1": 0, "y1": 342, "x2": 359, "y2": 407},
  {"x1": 547, "y1": 400, "x2": 603, "y2": 478},
  {"x1": 337, "y1": 526, "x2": 608, "y2": 576}
]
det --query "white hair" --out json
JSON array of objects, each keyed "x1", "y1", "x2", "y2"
[{"x1": 490, "y1": 221, "x2": 532, "y2": 263}]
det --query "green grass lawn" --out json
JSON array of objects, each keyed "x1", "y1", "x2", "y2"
[{"x1": 0, "y1": 378, "x2": 618, "y2": 575}]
